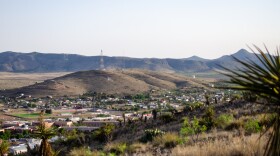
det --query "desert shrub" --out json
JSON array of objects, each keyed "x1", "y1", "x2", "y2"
[
  {"x1": 201, "y1": 106, "x2": 216, "y2": 130},
  {"x1": 159, "y1": 113, "x2": 175, "y2": 123},
  {"x1": 140, "y1": 128, "x2": 165, "y2": 143},
  {"x1": 153, "y1": 132, "x2": 180, "y2": 148},
  {"x1": 68, "y1": 146, "x2": 93, "y2": 156},
  {"x1": 92, "y1": 123, "x2": 115, "y2": 143},
  {"x1": 216, "y1": 114, "x2": 234, "y2": 129},
  {"x1": 244, "y1": 119, "x2": 261, "y2": 134},
  {"x1": 104, "y1": 142, "x2": 127, "y2": 155},
  {"x1": 126, "y1": 142, "x2": 147, "y2": 154},
  {"x1": 258, "y1": 113, "x2": 276, "y2": 128},
  {"x1": 184, "y1": 102, "x2": 204, "y2": 112},
  {"x1": 180, "y1": 117, "x2": 207, "y2": 142},
  {"x1": 225, "y1": 119, "x2": 244, "y2": 130}
]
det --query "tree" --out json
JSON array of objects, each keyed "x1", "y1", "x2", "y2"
[
  {"x1": 93, "y1": 123, "x2": 115, "y2": 143},
  {"x1": 219, "y1": 45, "x2": 280, "y2": 156},
  {"x1": 122, "y1": 113, "x2": 126, "y2": 126},
  {"x1": 152, "y1": 109, "x2": 157, "y2": 120},
  {"x1": 201, "y1": 106, "x2": 216, "y2": 130},
  {"x1": 0, "y1": 139, "x2": 9, "y2": 156},
  {"x1": 0, "y1": 130, "x2": 11, "y2": 140},
  {"x1": 33, "y1": 112, "x2": 56, "y2": 156},
  {"x1": 180, "y1": 117, "x2": 207, "y2": 142},
  {"x1": 205, "y1": 94, "x2": 210, "y2": 105}
]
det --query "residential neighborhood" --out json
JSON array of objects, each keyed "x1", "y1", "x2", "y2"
[{"x1": 0, "y1": 86, "x2": 239, "y2": 155}]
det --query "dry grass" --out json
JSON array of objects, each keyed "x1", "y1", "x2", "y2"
[
  {"x1": 68, "y1": 146, "x2": 94, "y2": 156},
  {"x1": 127, "y1": 142, "x2": 148, "y2": 154},
  {"x1": 172, "y1": 133, "x2": 267, "y2": 156},
  {"x1": 153, "y1": 132, "x2": 180, "y2": 148}
]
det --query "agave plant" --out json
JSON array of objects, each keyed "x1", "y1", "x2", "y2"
[{"x1": 219, "y1": 45, "x2": 279, "y2": 156}]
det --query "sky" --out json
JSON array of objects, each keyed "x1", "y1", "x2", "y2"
[{"x1": 0, "y1": 0, "x2": 279, "y2": 59}]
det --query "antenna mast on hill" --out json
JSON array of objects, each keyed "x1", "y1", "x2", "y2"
[{"x1": 100, "y1": 50, "x2": 105, "y2": 70}]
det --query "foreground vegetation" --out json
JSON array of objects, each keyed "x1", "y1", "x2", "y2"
[{"x1": 220, "y1": 45, "x2": 280, "y2": 156}]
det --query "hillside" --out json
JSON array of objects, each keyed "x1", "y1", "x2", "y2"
[
  {"x1": 0, "y1": 69, "x2": 206, "y2": 97},
  {"x1": 0, "y1": 49, "x2": 259, "y2": 73}
]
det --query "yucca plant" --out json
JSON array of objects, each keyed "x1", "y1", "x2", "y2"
[
  {"x1": 219, "y1": 45, "x2": 279, "y2": 156},
  {"x1": 33, "y1": 112, "x2": 57, "y2": 156}
]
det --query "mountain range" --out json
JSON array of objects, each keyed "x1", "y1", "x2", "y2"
[{"x1": 0, "y1": 49, "x2": 258, "y2": 73}]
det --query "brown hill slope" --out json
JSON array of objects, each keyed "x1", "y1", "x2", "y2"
[{"x1": 0, "y1": 69, "x2": 206, "y2": 97}]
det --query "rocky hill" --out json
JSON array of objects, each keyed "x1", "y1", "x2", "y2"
[
  {"x1": 0, "y1": 49, "x2": 259, "y2": 73},
  {"x1": 0, "y1": 69, "x2": 206, "y2": 97}
]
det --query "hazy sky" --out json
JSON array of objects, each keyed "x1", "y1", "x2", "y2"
[{"x1": 0, "y1": 0, "x2": 279, "y2": 59}]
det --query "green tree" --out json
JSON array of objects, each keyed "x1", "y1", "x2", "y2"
[
  {"x1": 220, "y1": 45, "x2": 280, "y2": 156},
  {"x1": 180, "y1": 117, "x2": 207, "y2": 142},
  {"x1": 201, "y1": 106, "x2": 216, "y2": 130},
  {"x1": 0, "y1": 130, "x2": 11, "y2": 140}
]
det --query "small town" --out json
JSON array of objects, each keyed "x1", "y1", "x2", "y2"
[
  {"x1": 0, "y1": 1, "x2": 279, "y2": 155},
  {"x1": 0, "y1": 86, "x2": 236, "y2": 155}
]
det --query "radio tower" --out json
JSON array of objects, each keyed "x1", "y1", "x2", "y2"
[{"x1": 100, "y1": 50, "x2": 105, "y2": 70}]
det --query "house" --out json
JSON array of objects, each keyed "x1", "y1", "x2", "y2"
[
  {"x1": 9, "y1": 144, "x2": 27, "y2": 155},
  {"x1": 54, "y1": 121, "x2": 73, "y2": 127},
  {"x1": 26, "y1": 139, "x2": 41, "y2": 149},
  {"x1": 2, "y1": 121, "x2": 26, "y2": 128},
  {"x1": 31, "y1": 121, "x2": 54, "y2": 128}
]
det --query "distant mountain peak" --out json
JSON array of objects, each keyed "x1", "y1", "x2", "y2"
[
  {"x1": 232, "y1": 49, "x2": 252, "y2": 58},
  {"x1": 185, "y1": 55, "x2": 207, "y2": 61}
]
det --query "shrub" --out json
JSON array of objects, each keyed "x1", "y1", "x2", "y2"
[
  {"x1": 225, "y1": 120, "x2": 244, "y2": 130},
  {"x1": 127, "y1": 142, "x2": 147, "y2": 154},
  {"x1": 140, "y1": 129, "x2": 165, "y2": 143},
  {"x1": 159, "y1": 113, "x2": 175, "y2": 123},
  {"x1": 184, "y1": 102, "x2": 204, "y2": 112},
  {"x1": 216, "y1": 114, "x2": 234, "y2": 129},
  {"x1": 244, "y1": 119, "x2": 261, "y2": 134},
  {"x1": 258, "y1": 113, "x2": 276, "y2": 128},
  {"x1": 68, "y1": 146, "x2": 93, "y2": 156},
  {"x1": 180, "y1": 117, "x2": 207, "y2": 142},
  {"x1": 69, "y1": 150, "x2": 104, "y2": 156},
  {"x1": 153, "y1": 132, "x2": 180, "y2": 148},
  {"x1": 201, "y1": 107, "x2": 216, "y2": 130},
  {"x1": 92, "y1": 123, "x2": 115, "y2": 143},
  {"x1": 104, "y1": 142, "x2": 127, "y2": 155}
]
